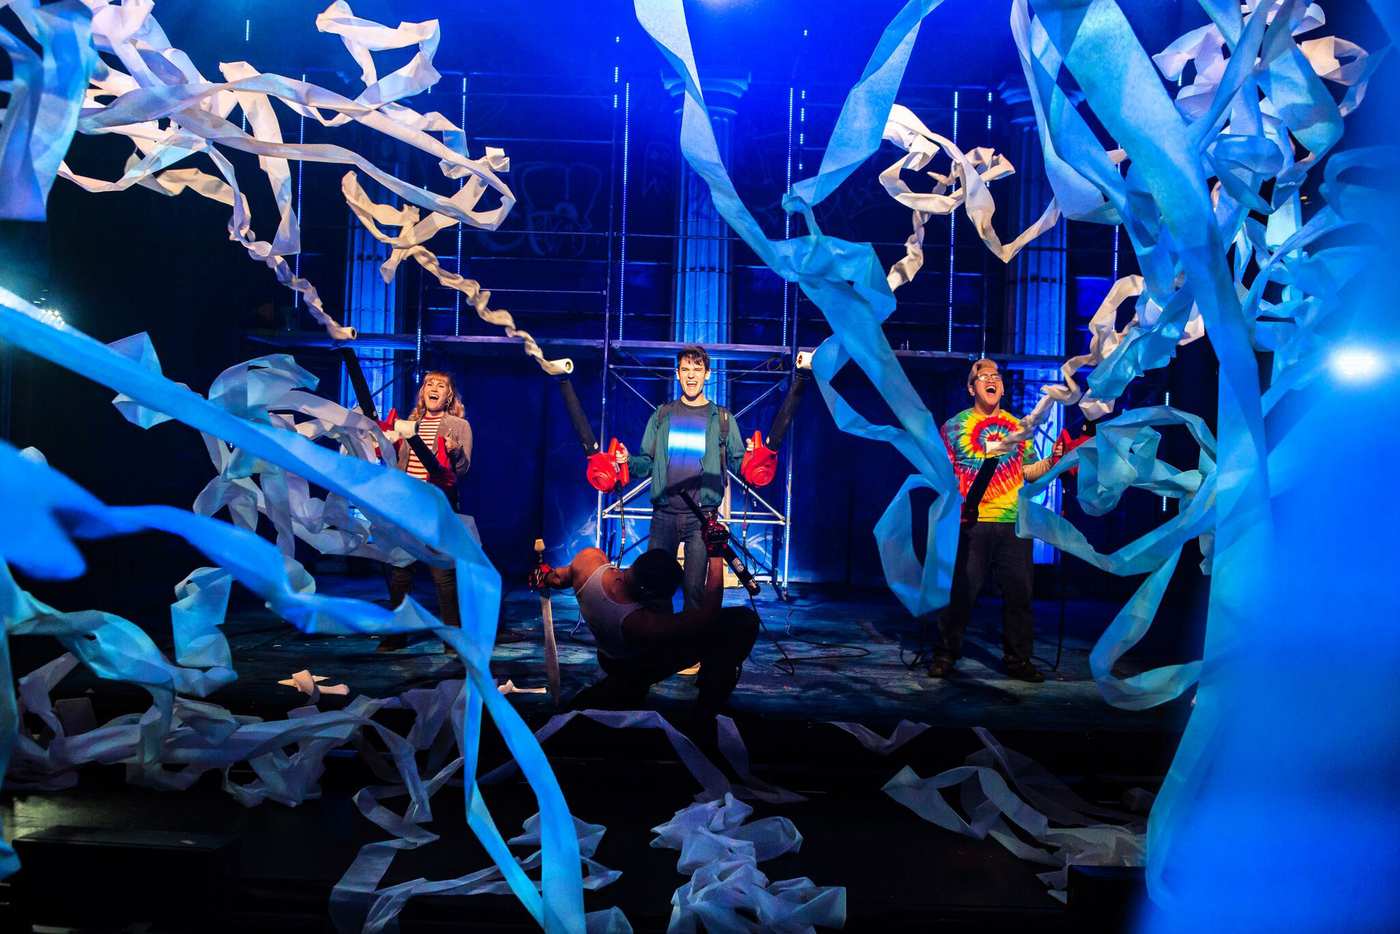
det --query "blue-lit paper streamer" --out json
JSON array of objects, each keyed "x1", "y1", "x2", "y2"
[
  {"x1": 0, "y1": 290, "x2": 585, "y2": 931},
  {"x1": 1014, "y1": 0, "x2": 1354, "y2": 909},
  {"x1": 0, "y1": 0, "x2": 98, "y2": 221},
  {"x1": 644, "y1": 0, "x2": 1385, "y2": 913},
  {"x1": 635, "y1": 0, "x2": 964, "y2": 618},
  {"x1": 1019, "y1": 406, "x2": 1216, "y2": 710},
  {"x1": 0, "y1": 450, "x2": 558, "y2": 926},
  {"x1": 185, "y1": 353, "x2": 422, "y2": 565}
]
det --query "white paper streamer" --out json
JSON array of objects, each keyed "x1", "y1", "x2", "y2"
[
  {"x1": 279, "y1": 670, "x2": 350, "y2": 703},
  {"x1": 341, "y1": 171, "x2": 573, "y2": 375},
  {"x1": 653, "y1": 793, "x2": 846, "y2": 933},
  {"x1": 880, "y1": 104, "x2": 1060, "y2": 292},
  {"x1": 56, "y1": 1, "x2": 517, "y2": 340},
  {"x1": 883, "y1": 728, "x2": 1144, "y2": 903},
  {"x1": 479, "y1": 709, "x2": 804, "y2": 806}
]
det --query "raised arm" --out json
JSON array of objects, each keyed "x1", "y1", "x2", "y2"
[
  {"x1": 1021, "y1": 437, "x2": 1065, "y2": 482},
  {"x1": 625, "y1": 555, "x2": 725, "y2": 643},
  {"x1": 534, "y1": 547, "x2": 608, "y2": 592}
]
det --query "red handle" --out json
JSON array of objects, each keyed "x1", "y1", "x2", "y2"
[{"x1": 608, "y1": 438, "x2": 629, "y2": 486}]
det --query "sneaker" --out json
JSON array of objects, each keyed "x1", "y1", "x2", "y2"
[
  {"x1": 927, "y1": 656, "x2": 956, "y2": 678},
  {"x1": 1005, "y1": 660, "x2": 1044, "y2": 683}
]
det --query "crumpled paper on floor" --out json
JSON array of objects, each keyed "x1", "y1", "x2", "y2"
[
  {"x1": 654, "y1": 793, "x2": 845, "y2": 933},
  {"x1": 883, "y1": 728, "x2": 1143, "y2": 903}
]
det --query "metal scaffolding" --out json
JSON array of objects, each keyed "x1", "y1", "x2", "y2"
[
  {"x1": 595, "y1": 343, "x2": 802, "y2": 597},
  {"x1": 239, "y1": 26, "x2": 1110, "y2": 591}
]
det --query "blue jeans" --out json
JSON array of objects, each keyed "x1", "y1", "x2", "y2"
[{"x1": 649, "y1": 504, "x2": 712, "y2": 611}]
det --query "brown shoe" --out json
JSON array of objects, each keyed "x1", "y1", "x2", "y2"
[
  {"x1": 927, "y1": 656, "x2": 956, "y2": 678},
  {"x1": 376, "y1": 633, "x2": 409, "y2": 653},
  {"x1": 1005, "y1": 660, "x2": 1045, "y2": 683}
]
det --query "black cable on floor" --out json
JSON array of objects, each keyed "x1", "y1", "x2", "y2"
[
  {"x1": 748, "y1": 591, "x2": 871, "y2": 677},
  {"x1": 900, "y1": 616, "x2": 936, "y2": 672}
]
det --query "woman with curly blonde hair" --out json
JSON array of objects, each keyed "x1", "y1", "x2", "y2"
[{"x1": 380, "y1": 370, "x2": 473, "y2": 652}]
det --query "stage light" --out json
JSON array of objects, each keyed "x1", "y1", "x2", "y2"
[
  {"x1": 37, "y1": 307, "x2": 65, "y2": 328},
  {"x1": 1327, "y1": 346, "x2": 1387, "y2": 384}
]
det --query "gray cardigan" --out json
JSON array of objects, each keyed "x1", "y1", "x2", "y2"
[{"x1": 396, "y1": 413, "x2": 472, "y2": 486}]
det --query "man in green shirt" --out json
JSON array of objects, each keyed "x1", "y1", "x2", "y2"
[{"x1": 616, "y1": 346, "x2": 750, "y2": 610}]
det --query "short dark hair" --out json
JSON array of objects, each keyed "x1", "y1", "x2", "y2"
[
  {"x1": 627, "y1": 549, "x2": 683, "y2": 605},
  {"x1": 677, "y1": 345, "x2": 710, "y2": 370}
]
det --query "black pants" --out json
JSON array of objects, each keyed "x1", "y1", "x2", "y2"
[
  {"x1": 649, "y1": 505, "x2": 712, "y2": 611},
  {"x1": 938, "y1": 521, "x2": 1034, "y2": 665},
  {"x1": 387, "y1": 562, "x2": 460, "y2": 626},
  {"x1": 581, "y1": 606, "x2": 759, "y2": 713}
]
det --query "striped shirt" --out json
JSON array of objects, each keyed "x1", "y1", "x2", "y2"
[{"x1": 405, "y1": 415, "x2": 443, "y2": 481}]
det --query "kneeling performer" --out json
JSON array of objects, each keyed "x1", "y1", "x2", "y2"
[{"x1": 531, "y1": 517, "x2": 758, "y2": 713}]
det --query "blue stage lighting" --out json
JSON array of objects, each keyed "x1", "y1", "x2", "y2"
[{"x1": 1327, "y1": 346, "x2": 1388, "y2": 384}]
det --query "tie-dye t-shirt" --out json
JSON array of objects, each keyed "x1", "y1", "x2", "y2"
[{"x1": 941, "y1": 407, "x2": 1037, "y2": 523}]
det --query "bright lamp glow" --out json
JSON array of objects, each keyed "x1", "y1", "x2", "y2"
[
  {"x1": 1327, "y1": 346, "x2": 1386, "y2": 384},
  {"x1": 38, "y1": 307, "x2": 65, "y2": 328}
]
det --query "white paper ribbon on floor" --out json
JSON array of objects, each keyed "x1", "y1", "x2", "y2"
[
  {"x1": 280, "y1": 670, "x2": 350, "y2": 703},
  {"x1": 882, "y1": 728, "x2": 1144, "y2": 903},
  {"x1": 653, "y1": 793, "x2": 846, "y2": 933},
  {"x1": 479, "y1": 709, "x2": 805, "y2": 805},
  {"x1": 3, "y1": 616, "x2": 618, "y2": 933},
  {"x1": 826, "y1": 719, "x2": 930, "y2": 757}
]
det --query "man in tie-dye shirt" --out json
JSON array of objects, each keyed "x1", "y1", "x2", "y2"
[{"x1": 930, "y1": 358, "x2": 1061, "y2": 683}]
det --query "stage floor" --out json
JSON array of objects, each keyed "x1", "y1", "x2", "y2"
[
  {"x1": 2, "y1": 574, "x2": 1187, "y2": 931},
  {"x1": 191, "y1": 574, "x2": 1191, "y2": 736}
]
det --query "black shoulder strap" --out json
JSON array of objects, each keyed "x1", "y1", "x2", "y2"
[
  {"x1": 718, "y1": 405, "x2": 730, "y2": 458},
  {"x1": 650, "y1": 402, "x2": 675, "y2": 458},
  {"x1": 962, "y1": 456, "x2": 1001, "y2": 521}
]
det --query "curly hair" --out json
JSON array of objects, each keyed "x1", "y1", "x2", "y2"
[{"x1": 409, "y1": 371, "x2": 464, "y2": 420}]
